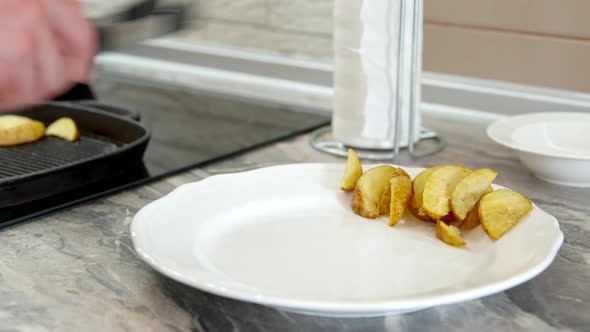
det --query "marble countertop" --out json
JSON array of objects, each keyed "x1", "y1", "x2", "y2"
[{"x1": 1, "y1": 104, "x2": 589, "y2": 331}]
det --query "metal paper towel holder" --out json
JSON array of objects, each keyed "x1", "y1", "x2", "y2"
[
  {"x1": 311, "y1": 0, "x2": 445, "y2": 161},
  {"x1": 310, "y1": 127, "x2": 445, "y2": 161}
]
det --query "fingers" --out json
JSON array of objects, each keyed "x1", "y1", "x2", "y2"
[
  {"x1": 34, "y1": 6, "x2": 74, "y2": 100},
  {"x1": 0, "y1": 0, "x2": 97, "y2": 111},
  {"x1": 40, "y1": 0, "x2": 98, "y2": 84},
  {"x1": 0, "y1": 1, "x2": 40, "y2": 109},
  {"x1": 0, "y1": 26, "x2": 38, "y2": 110}
]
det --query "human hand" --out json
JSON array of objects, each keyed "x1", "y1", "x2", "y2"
[{"x1": 0, "y1": 0, "x2": 97, "y2": 111}]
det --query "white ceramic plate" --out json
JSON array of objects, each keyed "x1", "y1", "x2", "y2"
[
  {"x1": 131, "y1": 164, "x2": 563, "y2": 317},
  {"x1": 488, "y1": 112, "x2": 590, "y2": 187}
]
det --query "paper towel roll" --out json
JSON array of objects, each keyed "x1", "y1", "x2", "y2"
[{"x1": 333, "y1": 0, "x2": 422, "y2": 149}]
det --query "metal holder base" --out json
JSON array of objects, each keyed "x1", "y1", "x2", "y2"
[{"x1": 310, "y1": 126, "x2": 446, "y2": 161}]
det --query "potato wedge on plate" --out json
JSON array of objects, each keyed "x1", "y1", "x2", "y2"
[
  {"x1": 440, "y1": 213, "x2": 457, "y2": 222},
  {"x1": 479, "y1": 189, "x2": 532, "y2": 240},
  {"x1": 46, "y1": 117, "x2": 80, "y2": 142},
  {"x1": 459, "y1": 201, "x2": 483, "y2": 230},
  {"x1": 388, "y1": 172, "x2": 413, "y2": 226},
  {"x1": 379, "y1": 168, "x2": 410, "y2": 216},
  {"x1": 409, "y1": 166, "x2": 443, "y2": 222},
  {"x1": 410, "y1": 166, "x2": 442, "y2": 210},
  {"x1": 422, "y1": 166, "x2": 470, "y2": 220},
  {"x1": 458, "y1": 185, "x2": 493, "y2": 230},
  {"x1": 0, "y1": 115, "x2": 45, "y2": 146},
  {"x1": 408, "y1": 204, "x2": 434, "y2": 222},
  {"x1": 340, "y1": 148, "x2": 362, "y2": 191},
  {"x1": 451, "y1": 168, "x2": 497, "y2": 221},
  {"x1": 351, "y1": 165, "x2": 397, "y2": 219},
  {"x1": 436, "y1": 220, "x2": 466, "y2": 247}
]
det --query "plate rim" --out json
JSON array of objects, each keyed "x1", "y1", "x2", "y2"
[
  {"x1": 131, "y1": 163, "x2": 564, "y2": 314},
  {"x1": 487, "y1": 112, "x2": 590, "y2": 160}
]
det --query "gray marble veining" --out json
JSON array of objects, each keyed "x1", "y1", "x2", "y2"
[{"x1": 1, "y1": 91, "x2": 589, "y2": 331}]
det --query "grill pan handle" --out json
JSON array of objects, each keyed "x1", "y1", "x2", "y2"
[{"x1": 73, "y1": 100, "x2": 142, "y2": 122}]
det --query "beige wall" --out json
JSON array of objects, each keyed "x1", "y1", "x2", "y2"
[
  {"x1": 176, "y1": 0, "x2": 333, "y2": 60},
  {"x1": 176, "y1": 0, "x2": 590, "y2": 93},
  {"x1": 424, "y1": 0, "x2": 590, "y2": 93}
]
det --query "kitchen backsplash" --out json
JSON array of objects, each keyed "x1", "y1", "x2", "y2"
[
  {"x1": 175, "y1": 0, "x2": 333, "y2": 61},
  {"x1": 172, "y1": 0, "x2": 590, "y2": 93}
]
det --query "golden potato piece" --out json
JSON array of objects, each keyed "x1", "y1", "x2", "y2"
[
  {"x1": 410, "y1": 166, "x2": 443, "y2": 210},
  {"x1": 351, "y1": 165, "x2": 397, "y2": 219},
  {"x1": 0, "y1": 115, "x2": 45, "y2": 146},
  {"x1": 440, "y1": 213, "x2": 457, "y2": 222},
  {"x1": 436, "y1": 220, "x2": 466, "y2": 247},
  {"x1": 459, "y1": 201, "x2": 482, "y2": 230},
  {"x1": 458, "y1": 186, "x2": 493, "y2": 230},
  {"x1": 379, "y1": 186, "x2": 390, "y2": 216},
  {"x1": 46, "y1": 117, "x2": 80, "y2": 142},
  {"x1": 411, "y1": 208, "x2": 457, "y2": 223},
  {"x1": 422, "y1": 166, "x2": 471, "y2": 220},
  {"x1": 388, "y1": 172, "x2": 413, "y2": 226},
  {"x1": 409, "y1": 204, "x2": 435, "y2": 222},
  {"x1": 479, "y1": 189, "x2": 532, "y2": 240},
  {"x1": 408, "y1": 166, "x2": 443, "y2": 223},
  {"x1": 379, "y1": 168, "x2": 411, "y2": 215},
  {"x1": 451, "y1": 168, "x2": 497, "y2": 221}
]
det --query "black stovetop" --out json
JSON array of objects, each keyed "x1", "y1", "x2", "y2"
[{"x1": 1, "y1": 80, "x2": 329, "y2": 228}]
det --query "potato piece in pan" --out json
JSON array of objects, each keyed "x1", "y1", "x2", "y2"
[
  {"x1": 451, "y1": 168, "x2": 497, "y2": 221},
  {"x1": 340, "y1": 148, "x2": 363, "y2": 191},
  {"x1": 422, "y1": 166, "x2": 471, "y2": 220},
  {"x1": 0, "y1": 115, "x2": 45, "y2": 146},
  {"x1": 388, "y1": 172, "x2": 413, "y2": 226},
  {"x1": 479, "y1": 189, "x2": 532, "y2": 240},
  {"x1": 46, "y1": 117, "x2": 80, "y2": 142},
  {"x1": 351, "y1": 165, "x2": 397, "y2": 219}
]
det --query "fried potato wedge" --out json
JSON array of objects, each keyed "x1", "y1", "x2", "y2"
[
  {"x1": 352, "y1": 165, "x2": 397, "y2": 219},
  {"x1": 479, "y1": 189, "x2": 532, "y2": 240},
  {"x1": 422, "y1": 166, "x2": 471, "y2": 220},
  {"x1": 379, "y1": 186, "x2": 390, "y2": 216},
  {"x1": 436, "y1": 220, "x2": 466, "y2": 247},
  {"x1": 451, "y1": 168, "x2": 498, "y2": 221},
  {"x1": 46, "y1": 117, "x2": 80, "y2": 142},
  {"x1": 409, "y1": 204, "x2": 435, "y2": 222},
  {"x1": 410, "y1": 166, "x2": 443, "y2": 210},
  {"x1": 0, "y1": 115, "x2": 45, "y2": 146},
  {"x1": 379, "y1": 168, "x2": 411, "y2": 215},
  {"x1": 340, "y1": 148, "x2": 363, "y2": 191},
  {"x1": 388, "y1": 172, "x2": 413, "y2": 226},
  {"x1": 458, "y1": 186, "x2": 493, "y2": 230},
  {"x1": 459, "y1": 201, "x2": 482, "y2": 230},
  {"x1": 440, "y1": 213, "x2": 457, "y2": 222},
  {"x1": 408, "y1": 166, "x2": 444, "y2": 222}
]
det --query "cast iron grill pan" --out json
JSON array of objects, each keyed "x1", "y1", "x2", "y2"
[{"x1": 0, "y1": 102, "x2": 150, "y2": 208}]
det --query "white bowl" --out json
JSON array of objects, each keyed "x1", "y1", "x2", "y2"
[{"x1": 488, "y1": 112, "x2": 590, "y2": 187}]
